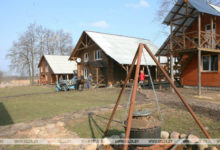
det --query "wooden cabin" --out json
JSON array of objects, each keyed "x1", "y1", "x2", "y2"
[
  {"x1": 156, "y1": 0, "x2": 220, "y2": 94},
  {"x1": 69, "y1": 31, "x2": 166, "y2": 86},
  {"x1": 38, "y1": 55, "x2": 77, "y2": 84}
]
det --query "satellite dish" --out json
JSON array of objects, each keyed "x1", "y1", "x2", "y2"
[{"x1": 76, "y1": 58, "x2": 81, "y2": 63}]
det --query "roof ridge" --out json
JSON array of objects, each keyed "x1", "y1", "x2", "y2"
[{"x1": 84, "y1": 30, "x2": 150, "y2": 41}]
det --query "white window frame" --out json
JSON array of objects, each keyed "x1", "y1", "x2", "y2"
[
  {"x1": 94, "y1": 50, "x2": 103, "y2": 61},
  {"x1": 202, "y1": 55, "x2": 218, "y2": 72},
  {"x1": 84, "y1": 53, "x2": 89, "y2": 62},
  {"x1": 84, "y1": 68, "x2": 88, "y2": 79}
]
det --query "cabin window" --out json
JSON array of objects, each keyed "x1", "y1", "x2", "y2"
[
  {"x1": 84, "y1": 53, "x2": 89, "y2": 62},
  {"x1": 202, "y1": 55, "x2": 218, "y2": 71},
  {"x1": 40, "y1": 67, "x2": 43, "y2": 72},
  {"x1": 205, "y1": 24, "x2": 216, "y2": 31},
  {"x1": 94, "y1": 50, "x2": 102, "y2": 61},
  {"x1": 84, "y1": 68, "x2": 88, "y2": 79},
  {"x1": 45, "y1": 66, "x2": 49, "y2": 72}
]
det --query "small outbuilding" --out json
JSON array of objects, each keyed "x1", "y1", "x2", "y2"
[
  {"x1": 69, "y1": 31, "x2": 166, "y2": 86},
  {"x1": 38, "y1": 55, "x2": 77, "y2": 84}
]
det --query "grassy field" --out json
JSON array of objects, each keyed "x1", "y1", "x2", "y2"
[
  {"x1": 66, "y1": 103, "x2": 220, "y2": 139},
  {"x1": 0, "y1": 86, "x2": 54, "y2": 97},
  {"x1": 0, "y1": 86, "x2": 220, "y2": 150},
  {"x1": 0, "y1": 86, "x2": 126, "y2": 125}
]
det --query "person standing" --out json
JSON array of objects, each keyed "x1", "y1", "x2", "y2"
[
  {"x1": 87, "y1": 73, "x2": 92, "y2": 89},
  {"x1": 139, "y1": 70, "x2": 145, "y2": 88}
]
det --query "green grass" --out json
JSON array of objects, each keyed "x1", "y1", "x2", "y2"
[
  {"x1": 66, "y1": 103, "x2": 220, "y2": 139},
  {"x1": 0, "y1": 86, "x2": 55, "y2": 97},
  {"x1": 0, "y1": 87, "x2": 126, "y2": 125}
]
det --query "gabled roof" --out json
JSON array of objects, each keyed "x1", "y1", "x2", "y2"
[
  {"x1": 70, "y1": 31, "x2": 167, "y2": 65},
  {"x1": 38, "y1": 55, "x2": 77, "y2": 74},
  {"x1": 157, "y1": 0, "x2": 220, "y2": 56}
]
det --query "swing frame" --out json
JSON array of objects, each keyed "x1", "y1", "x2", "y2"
[{"x1": 104, "y1": 43, "x2": 211, "y2": 150}]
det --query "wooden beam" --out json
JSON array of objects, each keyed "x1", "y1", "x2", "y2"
[
  {"x1": 170, "y1": 2, "x2": 185, "y2": 22},
  {"x1": 158, "y1": 55, "x2": 162, "y2": 90},
  {"x1": 96, "y1": 68, "x2": 99, "y2": 85},
  {"x1": 199, "y1": 48, "x2": 220, "y2": 53},
  {"x1": 121, "y1": 64, "x2": 127, "y2": 71},
  {"x1": 170, "y1": 21, "x2": 174, "y2": 92},
  {"x1": 124, "y1": 44, "x2": 143, "y2": 150},
  {"x1": 158, "y1": 8, "x2": 196, "y2": 56},
  {"x1": 172, "y1": 14, "x2": 197, "y2": 22},
  {"x1": 76, "y1": 44, "x2": 98, "y2": 52},
  {"x1": 172, "y1": 48, "x2": 197, "y2": 53},
  {"x1": 211, "y1": 16, "x2": 214, "y2": 49},
  {"x1": 198, "y1": 13, "x2": 201, "y2": 96},
  {"x1": 183, "y1": 25, "x2": 186, "y2": 48}
]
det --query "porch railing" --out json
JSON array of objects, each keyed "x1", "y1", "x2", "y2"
[{"x1": 171, "y1": 31, "x2": 220, "y2": 50}]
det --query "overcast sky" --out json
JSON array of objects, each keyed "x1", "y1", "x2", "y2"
[{"x1": 0, "y1": 0, "x2": 169, "y2": 74}]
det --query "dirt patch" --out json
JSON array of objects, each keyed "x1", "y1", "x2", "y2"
[
  {"x1": 14, "y1": 122, "x2": 78, "y2": 138},
  {"x1": 136, "y1": 88, "x2": 220, "y2": 121}
]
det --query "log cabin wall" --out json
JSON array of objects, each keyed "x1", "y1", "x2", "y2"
[
  {"x1": 178, "y1": 14, "x2": 220, "y2": 87},
  {"x1": 76, "y1": 44, "x2": 110, "y2": 85},
  {"x1": 76, "y1": 43, "x2": 127, "y2": 86},
  {"x1": 184, "y1": 14, "x2": 220, "y2": 49},
  {"x1": 39, "y1": 57, "x2": 54, "y2": 84},
  {"x1": 181, "y1": 53, "x2": 220, "y2": 86}
]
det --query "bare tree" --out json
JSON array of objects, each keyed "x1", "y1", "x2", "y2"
[
  {"x1": 157, "y1": 0, "x2": 220, "y2": 21},
  {"x1": 55, "y1": 30, "x2": 73, "y2": 55},
  {"x1": 7, "y1": 35, "x2": 32, "y2": 83},
  {"x1": 6, "y1": 23, "x2": 74, "y2": 84}
]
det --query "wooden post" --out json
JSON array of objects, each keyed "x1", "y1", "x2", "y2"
[
  {"x1": 67, "y1": 74, "x2": 69, "y2": 80},
  {"x1": 126, "y1": 66, "x2": 129, "y2": 83},
  {"x1": 126, "y1": 65, "x2": 129, "y2": 75},
  {"x1": 104, "y1": 48, "x2": 139, "y2": 135},
  {"x1": 198, "y1": 13, "x2": 201, "y2": 95},
  {"x1": 183, "y1": 25, "x2": 186, "y2": 49},
  {"x1": 56, "y1": 75, "x2": 58, "y2": 82},
  {"x1": 158, "y1": 55, "x2": 162, "y2": 90},
  {"x1": 124, "y1": 44, "x2": 143, "y2": 150},
  {"x1": 96, "y1": 68, "x2": 99, "y2": 85},
  {"x1": 170, "y1": 21, "x2": 174, "y2": 92},
  {"x1": 211, "y1": 16, "x2": 214, "y2": 49},
  {"x1": 144, "y1": 44, "x2": 211, "y2": 139}
]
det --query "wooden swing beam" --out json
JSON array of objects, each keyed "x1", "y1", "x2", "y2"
[{"x1": 104, "y1": 43, "x2": 211, "y2": 150}]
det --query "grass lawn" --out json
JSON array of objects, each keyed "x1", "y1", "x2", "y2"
[
  {"x1": 0, "y1": 86, "x2": 126, "y2": 125},
  {"x1": 66, "y1": 103, "x2": 220, "y2": 139},
  {"x1": 0, "y1": 86, "x2": 55, "y2": 97}
]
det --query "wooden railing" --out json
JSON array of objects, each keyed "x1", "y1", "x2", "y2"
[{"x1": 171, "y1": 31, "x2": 220, "y2": 50}]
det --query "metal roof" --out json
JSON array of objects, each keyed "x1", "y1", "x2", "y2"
[
  {"x1": 157, "y1": 0, "x2": 220, "y2": 56},
  {"x1": 84, "y1": 31, "x2": 167, "y2": 65},
  {"x1": 210, "y1": 4, "x2": 220, "y2": 12},
  {"x1": 41, "y1": 55, "x2": 77, "y2": 74},
  {"x1": 163, "y1": 0, "x2": 220, "y2": 25}
]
